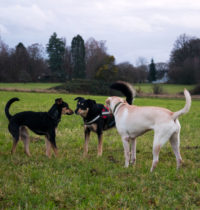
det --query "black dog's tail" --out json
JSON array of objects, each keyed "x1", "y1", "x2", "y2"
[
  {"x1": 5, "y1": 97, "x2": 19, "y2": 120},
  {"x1": 110, "y1": 81, "x2": 136, "y2": 105}
]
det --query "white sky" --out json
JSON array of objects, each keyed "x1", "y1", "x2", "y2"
[{"x1": 1, "y1": 0, "x2": 200, "y2": 65}]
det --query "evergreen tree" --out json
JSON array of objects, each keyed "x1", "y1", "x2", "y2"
[
  {"x1": 46, "y1": 32, "x2": 65, "y2": 81},
  {"x1": 15, "y1": 43, "x2": 31, "y2": 82},
  {"x1": 148, "y1": 59, "x2": 157, "y2": 82},
  {"x1": 71, "y1": 35, "x2": 86, "y2": 78}
]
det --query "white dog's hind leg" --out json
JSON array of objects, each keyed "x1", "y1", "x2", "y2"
[
  {"x1": 151, "y1": 144, "x2": 160, "y2": 172},
  {"x1": 170, "y1": 131, "x2": 182, "y2": 169},
  {"x1": 122, "y1": 136, "x2": 130, "y2": 167},
  {"x1": 130, "y1": 138, "x2": 136, "y2": 165},
  {"x1": 151, "y1": 127, "x2": 175, "y2": 172}
]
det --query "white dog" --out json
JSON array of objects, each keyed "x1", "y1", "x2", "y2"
[{"x1": 106, "y1": 89, "x2": 191, "y2": 172}]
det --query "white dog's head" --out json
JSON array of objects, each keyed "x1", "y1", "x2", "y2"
[{"x1": 105, "y1": 96, "x2": 125, "y2": 114}]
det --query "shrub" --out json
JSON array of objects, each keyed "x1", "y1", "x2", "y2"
[
  {"x1": 191, "y1": 84, "x2": 200, "y2": 95},
  {"x1": 136, "y1": 86, "x2": 143, "y2": 94},
  {"x1": 152, "y1": 84, "x2": 163, "y2": 94},
  {"x1": 52, "y1": 79, "x2": 124, "y2": 96}
]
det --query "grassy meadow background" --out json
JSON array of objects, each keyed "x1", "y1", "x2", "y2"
[
  {"x1": 0, "y1": 83, "x2": 199, "y2": 209},
  {"x1": 0, "y1": 82, "x2": 195, "y2": 94}
]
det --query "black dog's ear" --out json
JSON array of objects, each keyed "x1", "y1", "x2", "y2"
[
  {"x1": 55, "y1": 98, "x2": 63, "y2": 104},
  {"x1": 74, "y1": 97, "x2": 85, "y2": 102},
  {"x1": 87, "y1": 99, "x2": 96, "y2": 107}
]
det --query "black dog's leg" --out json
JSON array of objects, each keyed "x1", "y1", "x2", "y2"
[
  {"x1": 20, "y1": 126, "x2": 31, "y2": 156},
  {"x1": 84, "y1": 127, "x2": 90, "y2": 157},
  {"x1": 97, "y1": 133, "x2": 103, "y2": 157},
  {"x1": 47, "y1": 130, "x2": 58, "y2": 157},
  {"x1": 45, "y1": 136, "x2": 52, "y2": 158},
  {"x1": 8, "y1": 123, "x2": 20, "y2": 154}
]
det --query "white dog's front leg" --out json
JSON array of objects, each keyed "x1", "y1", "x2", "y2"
[
  {"x1": 122, "y1": 136, "x2": 130, "y2": 167},
  {"x1": 130, "y1": 138, "x2": 136, "y2": 165}
]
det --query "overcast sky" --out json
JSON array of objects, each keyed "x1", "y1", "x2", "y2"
[{"x1": 1, "y1": 0, "x2": 200, "y2": 65}]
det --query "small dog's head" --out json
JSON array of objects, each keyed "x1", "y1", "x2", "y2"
[
  {"x1": 74, "y1": 97, "x2": 96, "y2": 118},
  {"x1": 55, "y1": 98, "x2": 74, "y2": 115},
  {"x1": 105, "y1": 96, "x2": 125, "y2": 114}
]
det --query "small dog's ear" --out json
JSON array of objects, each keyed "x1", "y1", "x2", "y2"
[
  {"x1": 87, "y1": 99, "x2": 96, "y2": 107},
  {"x1": 74, "y1": 97, "x2": 84, "y2": 102},
  {"x1": 55, "y1": 98, "x2": 63, "y2": 104}
]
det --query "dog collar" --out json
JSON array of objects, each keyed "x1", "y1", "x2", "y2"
[
  {"x1": 84, "y1": 115, "x2": 100, "y2": 125},
  {"x1": 113, "y1": 102, "x2": 123, "y2": 114}
]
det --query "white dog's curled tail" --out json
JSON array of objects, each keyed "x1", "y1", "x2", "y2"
[{"x1": 172, "y1": 89, "x2": 191, "y2": 120}]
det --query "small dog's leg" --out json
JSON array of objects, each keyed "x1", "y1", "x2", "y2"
[
  {"x1": 45, "y1": 137, "x2": 52, "y2": 158},
  {"x1": 122, "y1": 136, "x2": 130, "y2": 167},
  {"x1": 83, "y1": 129, "x2": 90, "y2": 157},
  {"x1": 170, "y1": 132, "x2": 183, "y2": 169},
  {"x1": 9, "y1": 124, "x2": 19, "y2": 154},
  {"x1": 50, "y1": 144, "x2": 58, "y2": 157},
  {"x1": 130, "y1": 138, "x2": 136, "y2": 165},
  {"x1": 20, "y1": 126, "x2": 31, "y2": 157},
  {"x1": 97, "y1": 133, "x2": 103, "y2": 157},
  {"x1": 48, "y1": 131, "x2": 58, "y2": 157},
  {"x1": 11, "y1": 139, "x2": 18, "y2": 154}
]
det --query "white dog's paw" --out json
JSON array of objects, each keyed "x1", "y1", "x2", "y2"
[{"x1": 124, "y1": 163, "x2": 129, "y2": 168}]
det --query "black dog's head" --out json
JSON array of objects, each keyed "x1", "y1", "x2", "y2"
[
  {"x1": 74, "y1": 97, "x2": 96, "y2": 118},
  {"x1": 55, "y1": 98, "x2": 74, "y2": 115}
]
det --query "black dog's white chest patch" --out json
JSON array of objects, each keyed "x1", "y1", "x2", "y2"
[{"x1": 85, "y1": 124, "x2": 97, "y2": 132}]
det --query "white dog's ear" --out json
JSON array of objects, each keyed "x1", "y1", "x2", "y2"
[{"x1": 106, "y1": 98, "x2": 110, "y2": 105}]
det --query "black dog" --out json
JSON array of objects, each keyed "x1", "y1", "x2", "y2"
[
  {"x1": 74, "y1": 81, "x2": 136, "y2": 157},
  {"x1": 5, "y1": 97, "x2": 73, "y2": 157}
]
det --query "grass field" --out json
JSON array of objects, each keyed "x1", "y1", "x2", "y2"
[
  {"x1": 0, "y1": 90, "x2": 200, "y2": 209},
  {"x1": 0, "y1": 82, "x2": 195, "y2": 94},
  {"x1": 134, "y1": 83, "x2": 195, "y2": 94},
  {"x1": 0, "y1": 83, "x2": 62, "y2": 90}
]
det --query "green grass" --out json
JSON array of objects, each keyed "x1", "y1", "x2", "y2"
[
  {"x1": 0, "y1": 82, "x2": 195, "y2": 94},
  {"x1": 135, "y1": 83, "x2": 195, "y2": 94},
  {"x1": 0, "y1": 83, "x2": 62, "y2": 90},
  {"x1": 0, "y1": 91, "x2": 200, "y2": 209}
]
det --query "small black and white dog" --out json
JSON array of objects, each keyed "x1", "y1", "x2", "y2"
[
  {"x1": 74, "y1": 81, "x2": 136, "y2": 157},
  {"x1": 5, "y1": 97, "x2": 73, "y2": 157}
]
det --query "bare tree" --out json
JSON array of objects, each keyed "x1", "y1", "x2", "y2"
[
  {"x1": 155, "y1": 62, "x2": 168, "y2": 80},
  {"x1": 0, "y1": 38, "x2": 10, "y2": 81},
  {"x1": 169, "y1": 34, "x2": 200, "y2": 84},
  {"x1": 27, "y1": 43, "x2": 48, "y2": 81},
  {"x1": 85, "y1": 37, "x2": 107, "y2": 79},
  {"x1": 64, "y1": 46, "x2": 72, "y2": 80}
]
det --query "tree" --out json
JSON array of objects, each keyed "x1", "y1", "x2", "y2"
[
  {"x1": 95, "y1": 55, "x2": 118, "y2": 81},
  {"x1": 117, "y1": 62, "x2": 136, "y2": 82},
  {"x1": 148, "y1": 59, "x2": 157, "y2": 82},
  {"x1": 169, "y1": 34, "x2": 200, "y2": 84},
  {"x1": 14, "y1": 42, "x2": 31, "y2": 82},
  {"x1": 71, "y1": 35, "x2": 86, "y2": 78},
  {"x1": 135, "y1": 57, "x2": 148, "y2": 83},
  {"x1": 27, "y1": 43, "x2": 48, "y2": 81},
  {"x1": 85, "y1": 37, "x2": 107, "y2": 79},
  {"x1": 116, "y1": 62, "x2": 148, "y2": 83},
  {"x1": 0, "y1": 37, "x2": 10, "y2": 81},
  {"x1": 155, "y1": 62, "x2": 169, "y2": 80},
  {"x1": 46, "y1": 32, "x2": 65, "y2": 81},
  {"x1": 64, "y1": 46, "x2": 72, "y2": 80}
]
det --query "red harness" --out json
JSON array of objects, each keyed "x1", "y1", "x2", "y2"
[
  {"x1": 101, "y1": 106, "x2": 111, "y2": 119},
  {"x1": 84, "y1": 106, "x2": 112, "y2": 125}
]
